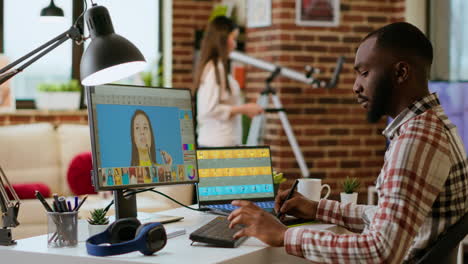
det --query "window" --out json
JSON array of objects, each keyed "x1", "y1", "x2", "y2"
[
  {"x1": 449, "y1": 0, "x2": 468, "y2": 80},
  {"x1": 3, "y1": 0, "x2": 161, "y2": 100},
  {"x1": 83, "y1": 0, "x2": 161, "y2": 85},
  {"x1": 430, "y1": 0, "x2": 468, "y2": 81},
  {"x1": 4, "y1": 0, "x2": 73, "y2": 99}
]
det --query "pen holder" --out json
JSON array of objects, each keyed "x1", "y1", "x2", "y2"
[{"x1": 47, "y1": 211, "x2": 78, "y2": 248}]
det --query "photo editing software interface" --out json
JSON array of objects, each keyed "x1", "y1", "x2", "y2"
[
  {"x1": 88, "y1": 84, "x2": 198, "y2": 190},
  {"x1": 197, "y1": 147, "x2": 274, "y2": 202}
]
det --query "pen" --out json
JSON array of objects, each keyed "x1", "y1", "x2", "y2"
[
  {"x1": 58, "y1": 196, "x2": 68, "y2": 212},
  {"x1": 67, "y1": 201, "x2": 73, "y2": 212},
  {"x1": 277, "y1": 179, "x2": 299, "y2": 219},
  {"x1": 74, "y1": 195, "x2": 88, "y2": 211},
  {"x1": 35, "y1": 190, "x2": 53, "y2": 212},
  {"x1": 74, "y1": 196, "x2": 78, "y2": 211},
  {"x1": 53, "y1": 194, "x2": 62, "y2": 212},
  {"x1": 52, "y1": 202, "x2": 59, "y2": 212}
]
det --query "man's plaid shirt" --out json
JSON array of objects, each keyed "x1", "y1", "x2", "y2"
[{"x1": 284, "y1": 93, "x2": 468, "y2": 263}]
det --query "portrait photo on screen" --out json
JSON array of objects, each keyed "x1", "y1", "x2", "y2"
[{"x1": 96, "y1": 105, "x2": 184, "y2": 168}]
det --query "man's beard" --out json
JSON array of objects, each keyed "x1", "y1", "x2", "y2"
[{"x1": 367, "y1": 74, "x2": 392, "y2": 123}]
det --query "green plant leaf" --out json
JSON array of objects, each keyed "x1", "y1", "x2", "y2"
[
  {"x1": 36, "y1": 79, "x2": 81, "y2": 92},
  {"x1": 87, "y1": 208, "x2": 109, "y2": 225},
  {"x1": 342, "y1": 176, "x2": 360, "y2": 194}
]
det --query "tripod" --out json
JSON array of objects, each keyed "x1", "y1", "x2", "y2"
[{"x1": 246, "y1": 68, "x2": 310, "y2": 177}]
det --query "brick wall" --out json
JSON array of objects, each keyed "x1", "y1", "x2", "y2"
[
  {"x1": 245, "y1": 0, "x2": 405, "y2": 201},
  {"x1": 172, "y1": 0, "x2": 218, "y2": 89},
  {"x1": 174, "y1": 0, "x2": 406, "y2": 202}
]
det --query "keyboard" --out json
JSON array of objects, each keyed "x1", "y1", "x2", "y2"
[{"x1": 189, "y1": 216, "x2": 248, "y2": 248}]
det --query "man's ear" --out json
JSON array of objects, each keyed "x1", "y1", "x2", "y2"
[{"x1": 394, "y1": 61, "x2": 409, "y2": 84}]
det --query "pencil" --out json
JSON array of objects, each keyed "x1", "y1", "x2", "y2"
[{"x1": 35, "y1": 190, "x2": 53, "y2": 212}]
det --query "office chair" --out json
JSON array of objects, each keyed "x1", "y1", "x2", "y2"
[{"x1": 416, "y1": 212, "x2": 468, "y2": 264}]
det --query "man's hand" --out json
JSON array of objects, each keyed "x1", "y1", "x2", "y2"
[
  {"x1": 227, "y1": 200, "x2": 287, "y2": 247},
  {"x1": 275, "y1": 187, "x2": 318, "y2": 220}
]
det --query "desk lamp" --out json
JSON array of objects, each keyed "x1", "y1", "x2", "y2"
[
  {"x1": 0, "y1": 1, "x2": 146, "y2": 245},
  {"x1": 0, "y1": 2, "x2": 146, "y2": 86}
]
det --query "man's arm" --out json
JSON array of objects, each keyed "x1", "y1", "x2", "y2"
[
  {"x1": 230, "y1": 118, "x2": 451, "y2": 263},
  {"x1": 275, "y1": 187, "x2": 375, "y2": 232},
  {"x1": 285, "y1": 122, "x2": 451, "y2": 263},
  {"x1": 315, "y1": 199, "x2": 376, "y2": 232}
]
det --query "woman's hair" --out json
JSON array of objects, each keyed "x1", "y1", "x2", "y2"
[
  {"x1": 193, "y1": 16, "x2": 238, "y2": 95},
  {"x1": 130, "y1": 109, "x2": 157, "y2": 166}
]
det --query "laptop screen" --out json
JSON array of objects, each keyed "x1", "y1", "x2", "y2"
[{"x1": 196, "y1": 146, "x2": 275, "y2": 205}]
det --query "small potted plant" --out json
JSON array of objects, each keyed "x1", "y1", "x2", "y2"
[
  {"x1": 87, "y1": 208, "x2": 109, "y2": 237},
  {"x1": 273, "y1": 170, "x2": 287, "y2": 194},
  {"x1": 340, "y1": 176, "x2": 360, "y2": 204},
  {"x1": 36, "y1": 79, "x2": 81, "y2": 110}
]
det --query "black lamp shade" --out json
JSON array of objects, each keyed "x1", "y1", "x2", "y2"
[
  {"x1": 80, "y1": 5, "x2": 146, "y2": 86},
  {"x1": 40, "y1": 0, "x2": 64, "y2": 17}
]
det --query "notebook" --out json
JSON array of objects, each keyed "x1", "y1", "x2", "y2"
[{"x1": 196, "y1": 146, "x2": 276, "y2": 215}]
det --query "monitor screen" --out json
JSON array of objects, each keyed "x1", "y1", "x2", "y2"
[
  {"x1": 196, "y1": 147, "x2": 274, "y2": 204},
  {"x1": 87, "y1": 84, "x2": 198, "y2": 191}
]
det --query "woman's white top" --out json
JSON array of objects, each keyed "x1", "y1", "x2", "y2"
[{"x1": 196, "y1": 60, "x2": 242, "y2": 147}]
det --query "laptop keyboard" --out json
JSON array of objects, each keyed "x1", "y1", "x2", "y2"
[{"x1": 206, "y1": 201, "x2": 275, "y2": 211}]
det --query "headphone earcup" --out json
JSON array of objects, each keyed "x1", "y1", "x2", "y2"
[
  {"x1": 135, "y1": 222, "x2": 167, "y2": 255},
  {"x1": 108, "y1": 218, "x2": 141, "y2": 244}
]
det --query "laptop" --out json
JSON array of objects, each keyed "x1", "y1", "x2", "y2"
[{"x1": 196, "y1": 146, "x2": 276, "y2": 215}]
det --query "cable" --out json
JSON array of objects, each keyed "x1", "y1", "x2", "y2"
[
  {"x1": 148, "y1": 189, "x2": 210, "y2": 212},
  {"x1": 73, "y1": 0, "x2": 88, "y2": 27},
  {"x1": 103, "y1": 187, "x2": 211, "y2": 214}
]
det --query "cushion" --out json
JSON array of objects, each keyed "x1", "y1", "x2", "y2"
[
  {"x1": 57, "y1": 124, "x2": 92, "y2": 194},
  {"x1": 5, "y1": 182, "x2": 51, "y2": 199},
  {"x1": 67, "y1": 151, "x2": 96, "y2": 195},
  {"x1": 0, "y1": 123, "x2": 61, "y2": 193}
]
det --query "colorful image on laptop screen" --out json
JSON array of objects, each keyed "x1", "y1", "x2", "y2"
[{"x1": 196, "y1": 147, "x2": 274, "y2": 203}]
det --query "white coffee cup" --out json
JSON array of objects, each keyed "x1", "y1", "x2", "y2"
[{"x1": 297, "y1": 178, "x2": 331, "y2": 201}]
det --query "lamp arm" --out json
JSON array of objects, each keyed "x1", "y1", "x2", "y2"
[
  {"x1": 0, "y1": 167, "x2": 19, "y2": 228},
  {"x1": 0, "y1": 26, "x2": 83, "y2": 85}
]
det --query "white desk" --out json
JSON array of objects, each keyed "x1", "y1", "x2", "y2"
[{"x1": 0, "y1": 207, "x2": 343, "y2": 264}]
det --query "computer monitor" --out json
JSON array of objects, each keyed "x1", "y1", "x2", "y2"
[{"x1": 86, "y1": 84, "x2": 198, "y2": 219}]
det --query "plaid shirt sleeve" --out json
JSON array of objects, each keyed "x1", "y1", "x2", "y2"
[{"x1": 284, "y1": 115, "x2": 452, "y2": 263}]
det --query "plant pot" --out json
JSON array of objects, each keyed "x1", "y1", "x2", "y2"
[
  {"x1": 88, "y1": 223, "x2": 108, "y2": 237},
  {"x1": 340, "y1": 192, "x2": 358, "y2": 204},
  {"x1": 36, "y1": 91, "x2": 80, "y2": 110}
]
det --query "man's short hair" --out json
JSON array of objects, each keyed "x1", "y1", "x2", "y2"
[{"x1": 363, "y1": 22, "x2": 433, "y2": 66}]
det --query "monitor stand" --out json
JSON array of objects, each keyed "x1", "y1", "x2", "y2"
[
  {"x1": 113, "y1": 190, "x2": 137, "y2": 220},
  {"x1": 112, "y1": 189, "x2": 184, "y2": 223}
]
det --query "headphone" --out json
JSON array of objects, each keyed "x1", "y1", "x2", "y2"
[{"x1": 86, "y1": 218, "x2": 167, "y2": 256}]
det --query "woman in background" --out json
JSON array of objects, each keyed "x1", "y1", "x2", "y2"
[{"x1": 193, "y1": 16, "x2": 263, "y2": 147}]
